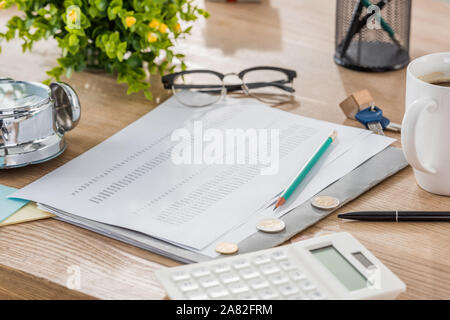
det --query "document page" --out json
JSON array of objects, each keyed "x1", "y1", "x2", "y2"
[
  {"x1": 198, "y1": 133, "x2": 394, "y2": 257},
  {"x1": 13, "y1": 94, "x2": 383, "y2": 251}
]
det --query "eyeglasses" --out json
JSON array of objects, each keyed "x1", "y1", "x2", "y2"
[{"x1": 162, "y1": 66, "x2": 297, "y2": 107}]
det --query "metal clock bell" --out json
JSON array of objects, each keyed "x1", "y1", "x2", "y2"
[{"x1": 0, "y1": 78, "x2": 81, "y2": 168}]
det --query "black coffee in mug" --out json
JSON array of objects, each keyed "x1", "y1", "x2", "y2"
[
  {"x1": 430, "y1": 80, "x2": 450, "y2": 87},
  {"x1": 419, "y1": 71, "x2": 450, "y2": 87}
]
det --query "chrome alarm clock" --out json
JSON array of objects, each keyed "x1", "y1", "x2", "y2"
[{"x1": 0, "y1": 78, "x2": 81, "y2": 169}]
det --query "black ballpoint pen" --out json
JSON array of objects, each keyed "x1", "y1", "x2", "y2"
[{"x1": 338, "y1": 211, "x2": 450, "y2": 222}]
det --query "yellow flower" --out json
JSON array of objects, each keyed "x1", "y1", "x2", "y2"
[
  {"x1": 149, "y1": 19, "x2": 159, "y2": 29},
  {"x1": 147, "y1": 32, "x2": 157, "y2": 43},
  {"x1": 0, "y1": 1, "x2": 6, "y2": 9},
  {"x1": 159, "y1": 23, "x2": 168, "y2": 34},
  {"x1": 174, "y1": 23, "x2": 181, "y2": 33},
  {"x1": 68, "y1": 9, "x2": 77, "y2": 23},
  {"x1": 125, "y1": 16, "x2": 136, "y2": 28}
]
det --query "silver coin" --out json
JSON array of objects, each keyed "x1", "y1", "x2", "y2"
[
  {"x1": 311, "y1": 195, "x2": 340, "y2": 210},
  {"x1": 215, "y1": 242, "x2": 239, "y2": 255},
  {"x1": 256, "y1": 218, "x2": 286, "y2": 233}
]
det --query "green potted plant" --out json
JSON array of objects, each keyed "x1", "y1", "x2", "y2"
[{"x1": 0, "y1": 0, "x2": 208, "y2": 99}]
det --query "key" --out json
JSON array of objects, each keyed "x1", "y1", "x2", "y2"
[
  {"x1": 236, "y1": 291, "x2": 258, "y2": 300},
  {"x1": 308, "y1": 289, "x2": 326, "y2": 300},
  {"x1": 232, "y1": 259, "x2": 251, "y2": 270},
  {"x1": 260, "y1": 263, "x2": 280, "y2": 275},
  {"x1": 278, "y1": 284, "x2": 300, "y2": 296},
  {"x1": 279, "y1": 260, "x2": 297, "y2": 271},
  {"x1": 271, "y1": 250, "x2": 288, "y2": 261},
  {"x1": 268, "y1": 273, "x2": 289, "y2": 285},
  {"x1": 298, "y1": 278, "x2": 316, "y2": 291},
  {"x1": 228, "y1": 282, "x2": 250, "y2": 294},
  {"x1": 370, "y1": 104, "x2": 402, "y2": 132},
  {"x1": 370, "y1": 104, "x2": 392, "y2": 132},
  {"x1": 218, "y1": 271, "x2": 240, "y2": 284},
  {"x1": 207, "y1": 286, "x2": 230, "y2": 299},
  {"x1": 367, "y1": 122, "x2": 385, "y2": 135},
  {"x1": 185, "y1": 290, "x2": 208, "y2": 300},
  {"x1": 198, "y1": 275, "x2": 220, "y2": 288},
  {"x1": 253, "y1": 254, "x2": 270, "y2": 265},
  {"x1": 192, "y1": 267, "x2": 211, "y2": 278},
  {"x1": 178, "y1": 280, "x2": 199, "y2": 292},
  {"x1": 386, "y1": 121, "x2": 402, "y2": 132},
  {"x1": 288, "y1": 293, "x2": 310, "y2": 300},
  {"x1": 257, "y1": 287, "x2": 280, "y2": 299},
  {"x1": 240, "y1": 268, "x2": 260, "y2": 280},
  {"x1": 248, "y1": 277, "x2": 270, "y2": 290},
  {"x1": 355, "y1": 106, "x2": 388, "y2": 135},
  {"x1": 212, "y1": 263, "x2": 230, "y2": 274},
  {"x1": 171, "y1": 271, "x2": 190, "y2": 282},
  {"x1": 289, "y1": 269, "x2": 306, "y2": 281}
]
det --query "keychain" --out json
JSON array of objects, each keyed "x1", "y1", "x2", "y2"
[
  {"x1": 339, "y1": 89, "x2": 401, "y2": 134},
  {"x1": 355, "y1": 105, "x2": 390, "y2": 135}
]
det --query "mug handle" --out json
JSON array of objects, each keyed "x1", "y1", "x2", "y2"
[{"x1": 401, "y1": 97, "x2": 438, "y2": 174}]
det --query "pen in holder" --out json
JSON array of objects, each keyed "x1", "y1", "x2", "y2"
[{"x1": 334, "y1": 0, "x2": 411, "y2": 72}]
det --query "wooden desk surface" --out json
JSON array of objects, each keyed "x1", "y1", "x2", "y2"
[{"x1": 0, "y1": 0, "x2": 449, "y2": 300}]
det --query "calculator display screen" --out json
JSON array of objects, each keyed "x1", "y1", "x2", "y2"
[{"x1": 311, "y1": 245, "x2": 367, "y2": 291}]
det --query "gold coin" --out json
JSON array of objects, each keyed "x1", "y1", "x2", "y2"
[
  {"x1": 215, "y1": 242, "x2": 239, "y2": 255},
  {"x1": 311, "y1": 195, "x2": 340, "y2": 210},
  {"x1": 256, "y1": 218, "x2": 286, "y2": 233}
]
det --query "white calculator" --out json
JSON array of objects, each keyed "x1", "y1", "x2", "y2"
[{"x1": 156, "y1": 232, "x2": 406, "y2": 300}]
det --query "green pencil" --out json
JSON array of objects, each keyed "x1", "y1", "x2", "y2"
[{"x1": 274, "y1": 130, "x2": 337, "y2": 210}]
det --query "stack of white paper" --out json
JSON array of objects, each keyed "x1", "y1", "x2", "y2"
[{"x1": 12, "y1": 93, "x2": 394, "y2": 257}]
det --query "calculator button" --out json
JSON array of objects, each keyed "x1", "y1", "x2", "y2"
[
  {"x1": 248, "y1": 277, "x2": 270, "y2": 290},
  {"x1": 199, "y1": 276, "x2": 220, "y2": 288},
  {"x1": 278, "y1": 284, "x2": 299, "y2": 296},
  {"x1": 289, "y1": 269, "x2": 306, "y2": 281},
  {"x1": 207, "y1": 286, "x2": 230, "y2": 299},
  {"x1": 239, "y1": 268, "x2": 260, "y2": 280},
  {"x1": 268, "y1": 274, "x2": 289, "y2": 285},
  {"x1": 228, "y1": 282, "x2": 250, "y2": 294},
  {"x1": 260, "y1": 264, "x2": 280, "y2": 275},
  {"x1": 232, "y1": 259, "x2": 251, "y2": 270},
  {"x1": 279, "y1": 260, "x2": 297, "y2": 271},
  {"x1": 298, "y1": 278, "x2": 316, "y2": 291},
  {"x1": 212, "y1": 263, "x2": 231, "y2": 274},
  {"x1": 178, "y1": 280, "x2": 199, "y2": 292},
  {"x1": 288, "y1": 293, "x2": 310, "y2": 300},
  {"x1": 236, "y1": 291, "x2": 258, "y2": 300},
  {"x1": 308, "y1": 289, "x2": 326, "y2": 300},
  {"x1": 257, "y1": 288, "x2": 280, "y2": 299},
  {"x1": 185, "y1": 290, "x2": 208, "y2": 300},
  {"x1": 219, "y1": 271, "x2": 240, "y2": 284},
  {"x1": 171, "y1": 271, "x2": 190, "y2": 282},
  {"x1": 253, "y1": 254, "x2": 270, "y2": 265},
  {"x1": 192, "y1": 267, "x2": 210, "y2": 278},
  {"x1": 271, "y1": 250, "x2": 288, "y2": 261}
]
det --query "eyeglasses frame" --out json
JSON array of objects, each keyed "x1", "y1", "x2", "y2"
[{"x1": 162, "y1": 66, "x2": 297, "y2": 107}]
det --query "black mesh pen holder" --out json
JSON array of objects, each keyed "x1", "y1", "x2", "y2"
[{"x1": 334, "y1": 0, "x2": 411, "y2": 72}]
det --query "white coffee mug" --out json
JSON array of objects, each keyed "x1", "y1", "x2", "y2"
[{"x1": 402, "y1": 52, "x2": 450, "y2": 195}]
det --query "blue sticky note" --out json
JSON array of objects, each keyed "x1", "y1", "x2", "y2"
[{"x1": 0, "y1": 185, "x2": 29, "y2": 222}]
